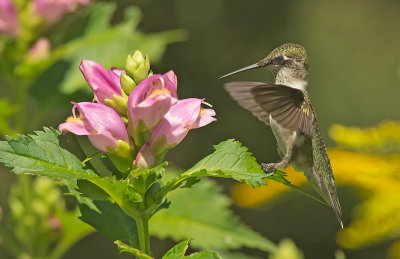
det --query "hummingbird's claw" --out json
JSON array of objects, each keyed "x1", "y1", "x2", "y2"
[{"x1": 261, "y1": 163, "x2": 277, "y2": 175}]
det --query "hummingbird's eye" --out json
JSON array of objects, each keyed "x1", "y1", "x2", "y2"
[{"x1": 273, "y1": 56, "x2": 285, "y2": 65}]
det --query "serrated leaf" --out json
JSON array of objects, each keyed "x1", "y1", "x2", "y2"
[
  {"x1": 80, "y1": 201, "x2": 138, "y2": 245},
  {"x1": 86, "y1": 176, "x2": 142, "y2": 215},
  {"x1": 114, "y1": 240, "x2": 153, "y2": 259},
  {"x1": 162, "y1": 240, "x2": 221, "y2": 259},
  {"x1": 150, "y1": 178, "x2": 277, "y2": 253},
  {"x1": 157, "y1": 140, "x2": 268, "y2": 200},
  {"x1": 0, "y1": 127, "x2": 94, "y2": 179},
  {"x1": 185, "y1": 139, "x2": 268, "y2": 186}
]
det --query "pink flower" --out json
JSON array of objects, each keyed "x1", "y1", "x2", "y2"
[
  {"x1": 59, "y1": 102, "x2": 131, "y2": 157},
  {"x1": 28, "y1": 37, "x2": 50, "y2": 61},
  {"x1": 79, "y1": 60, "x2": 124, "y2": 105},
  {"x1": 150, "y1": 98, "x2": 216, "y2": 155},
  {"x1": 135, "y1": 142, "x2": 156, "y2": 169},
  {"x1": 127, "y1": 71, "x2": 178, "y2": 142},
  {"x1": 34, "y1": 0, "x2": 90, "y2": 25},
  {"x1": 0, "y1": 0, "x2": 19, "y2": 38}
]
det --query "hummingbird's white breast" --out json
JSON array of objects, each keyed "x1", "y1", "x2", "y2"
[{"x1": 275, "y1": 67, "x2": 307, "y2": 91}]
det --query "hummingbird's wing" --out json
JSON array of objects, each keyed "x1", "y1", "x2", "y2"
[{"x1": 224, "y1": 82, "x2": 314, "y2": 137}]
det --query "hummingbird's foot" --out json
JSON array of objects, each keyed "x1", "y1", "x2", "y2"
[{"x1": 261, "y1": 163, "x2": 277, "y2": 175}]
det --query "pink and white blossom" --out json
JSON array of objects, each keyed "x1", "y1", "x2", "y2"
[{"x1": 150, "y1": 98, "x2": 216, "y2": 155}]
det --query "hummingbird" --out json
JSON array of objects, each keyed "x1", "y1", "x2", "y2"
[{"x1": 220, "y1": 43, "x2": 343, "y2": 228}]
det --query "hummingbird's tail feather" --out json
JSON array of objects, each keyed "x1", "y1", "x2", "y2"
[
  {"x1": 304, "y1": 123, "x2": 343, "y2": 228},
  {"x1": 304, "y1": 167, "x2": 343, "y2": 228}
]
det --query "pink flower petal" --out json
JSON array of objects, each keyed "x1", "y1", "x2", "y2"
[
  {"x1": 0, "y1": 0, "x2": 19, "y2": 38},
  {"x1": 127, "y1": 72, "x2": 178, "y2": 137},
  {"x1": 79, "y1": 60, "x2": 123, "y2": 103},
  {"x1": 150, "y1": 98, "x2": 215, "y2": 154},
  {"x1": 59, "y1": 102, "x2": 129, "y2": 153}
]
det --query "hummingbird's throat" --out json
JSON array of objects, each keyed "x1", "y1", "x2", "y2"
[{"x1": 275, "y1": 67, "x2": 308, "y2": 91}]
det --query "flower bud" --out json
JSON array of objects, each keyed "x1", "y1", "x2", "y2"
[
  {"x1": 59, "y1": 102, "x2": 132, "y2": 159},
  {"x1": 125, "y1": 50, "x2": 150, "y2": 84},
  {"x1": 120, "y1": 73, "x2": 136, "y2": 95},
  {"x1": 0, "y1": 0, "x2": 19, "y2": 38},
  {"x1": 34, "y1": 0, "x2": 91, "y2": 25},
  {"x1": 150, "y1": 98, "x2": 216, "y2": 155},
  {"x1": 79, "y1": 60, "x2": 127, "y2": 114},
  {"x1": 135, "y1": 142, "x2": 156, "y2": 169},
  {"x1": 28, "y1": 37, "x2": 50, "y2": 61},
  {"x1": 127, "y1": 72, "x2": 178, "y2": 146}
]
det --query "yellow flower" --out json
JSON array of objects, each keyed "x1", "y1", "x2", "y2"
[{"x1": 329, "y1": 121, "x2": 400, "y2": 153}]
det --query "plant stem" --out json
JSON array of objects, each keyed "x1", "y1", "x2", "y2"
[
  {"x1": 15, "y1": 79, "x2": 28, "y2": 133},
  {"x1": 136, "y1": 213, "x2": 150, "y2": 255}
]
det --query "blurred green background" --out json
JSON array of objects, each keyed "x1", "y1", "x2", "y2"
[{"x1": 1, "y1": 0, "x2": 400, "y2": 258}]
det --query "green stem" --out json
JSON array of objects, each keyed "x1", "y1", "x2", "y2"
[
  {"x1": 19, "y1": 175, "x2": 35, "y2": 254},
  {"x1": 136, "y1": 213, "x2": 150, "y2": 256},
  {"x1": 15, "y1": 79, "x2": 28, "y2": 133}
]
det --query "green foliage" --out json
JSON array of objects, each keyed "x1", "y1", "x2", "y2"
[
  {"x1": 162, "y1": 240, "x2": 221, "y2": 259},
  {"x1": 157, "y1": 139, "x2": 269, "y2": 201},
  {"x1": 1, "y1": 176, "x2": 93, "y2": 259},
  {"x1": 150, "y1": 178, "x2": 277, "y2": 253},
  {"x1": 48, "y1": 210, "x2": 94, "y2": 259},
  {"x1": 185, "y1": 139, "x2": 268, "y2": 186},
  {"x1": 0, "y1": 98, "x2": 18, "y2": 137},
  {"x1": 115, "y1": 240, "x2": 221, "y2": 259},
  {"x1": 0, "y1": 129, "x2": 279, "y2": 256},
  {"x1": 114, "y1": 240, "x2": 153, "y2": 259},
  {"x1": 17, "y1": 2, "x2": 186, "y2": 94},
  {"x1": 79, "y1": 201, "x2": 138, "y2": 246},
  {"x1": 0, "y1": 128, "x2": 94, "y2": 179}
]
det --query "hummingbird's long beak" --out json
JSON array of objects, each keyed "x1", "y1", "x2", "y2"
[{"x1": 218, "y1": 63, "x2": 262, "y2": 80}]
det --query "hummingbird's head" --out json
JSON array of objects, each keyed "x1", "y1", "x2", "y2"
[
  {"x1": 259, "y1": 43, "x2": 308, "y2": 75},
  {"x1": 220, "y1": 43, "x2": 309, "y2": 83}
]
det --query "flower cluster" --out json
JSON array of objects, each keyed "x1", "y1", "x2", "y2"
[
  {"x1": 59, "y1": 51, "x2": 216, "y2": 169},
  {"x1": 0, "y1": 0, "x2": 19, "y2": 38},
  {"x1": 0, "y1": 0, "x2": 90, "y2": 38}
]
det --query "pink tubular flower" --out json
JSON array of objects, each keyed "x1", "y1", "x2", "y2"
[
  {"x1": 0, "y1": 0, "x2": 19, "y2": 38},
  {"x1": 28, "y1": 37, "x2": 50, "y2": 61},
  {"x1": 59, "y1": 102, "x2": 131, "y2": 157},
  {"x1": 135, "y1": 142, "x2": 156, "y2": 169},
  {"x1": 34, "y1": 0, "x2": 90, "y2": 25},
  {"x1": 150, "y1": 98, "x2": 216, "y2": 155},
  {"x1": 79, "y1": 59, "x2": 124, "y2": 104},
  {"x1": 127, "y1": 71, "x2": 178, "y2": 141}
]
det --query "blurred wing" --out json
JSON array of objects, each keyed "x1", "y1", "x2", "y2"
[{"x1": 224, "y1": 81, "x2": 314, "y2": 137}]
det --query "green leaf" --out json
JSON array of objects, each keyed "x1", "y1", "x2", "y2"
[
  {"x1": 157, "y1": 139, "x2": 268, "y2": 200},
  {"x1": 114, "y1": 240, "x2": 153, "y2": 259},
  {"x1": 0, "y1": 127, "x2": 95, "y2": 179},
  {"x1": 267, "y1": 171, "x2": 329, "y2": 206},
  {"x1": 185, "y1": 139, "x2": 268, "y2": 186},
  {"x1": 86, "y1": 176, "x2": 142, "y2": 216},
  {"x1": 162, "y1": 240, "x2": 221, "y2": 259},
  {"x1": 150, "y1": 178, "x2": 277, "y2": 253},
  {"x1": 57, "y1": 3, "x2": 186, "y2": 94},
  {"x1": 79, "y1": 201, "x2": 138, "y2": 245},
  {"x1": 217, "y1": 251, "x2": 261, "y2": 259}
]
